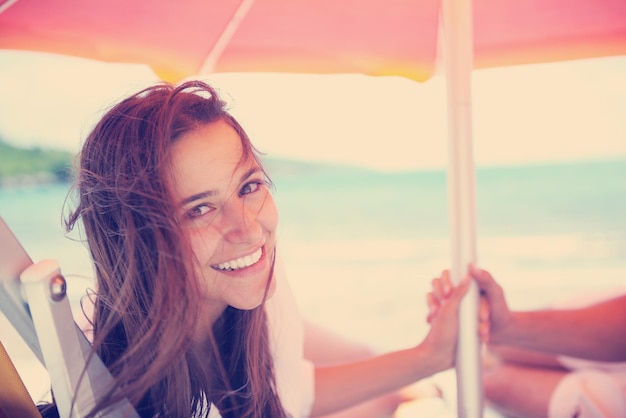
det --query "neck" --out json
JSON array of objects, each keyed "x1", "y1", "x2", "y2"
[{"x1": 192, "y1": 301, "x2": 228, "y2": 346}]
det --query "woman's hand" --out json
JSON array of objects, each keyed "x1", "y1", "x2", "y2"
[
  {"x1": 426, "y1": 268, "x2": 491, "y2": 348},
  {"x1": 423, "y1": 270, "x2": 471, "y2": 369}
]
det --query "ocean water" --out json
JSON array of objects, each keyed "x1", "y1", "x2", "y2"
[
  {"x1": 1, "y1": 159, "x2": 626, "y2": 405},
  {"x1": 271, "y1": 159, "x2": 626, "y2": 345}
]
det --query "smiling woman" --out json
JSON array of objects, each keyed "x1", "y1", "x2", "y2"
[
  {"x1": 57, "y1": 81, "x2": 287, "y2": 418},
  {"x1": 23, "y1": 81, "x2": 478, "y2": 418},
  {"x1": 167, "y1": 119, "x2": 279, "y2": 324},
  {"x1": 31, "y1": 80, "x2": 474, "y2": 418}
]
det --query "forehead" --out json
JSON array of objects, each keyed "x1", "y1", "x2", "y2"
[
  {"x1": 171, "y1": 119, "x2": 243, "y2": 164},
  {"x1": 168, "y1": 120, "x2": 249, "y2": 195}
]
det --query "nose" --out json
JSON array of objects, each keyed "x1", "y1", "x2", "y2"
[{"x1": 217, "y1": 197, "x2": 263, "y2": 244}]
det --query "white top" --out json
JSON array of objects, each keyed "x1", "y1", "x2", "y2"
[
  {"x1": 208, "y1": 256, "x2": 315, "y2": 417},
  {"x1": 79, "y1": 257, "x2": 315, "y2": 417},
  {"x1": 266, "y1": 257, "x2": 315, "y2": 417}
]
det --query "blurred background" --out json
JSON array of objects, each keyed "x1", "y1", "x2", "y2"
[{"x1": 1, "y1": 50, "x2": 625, "y2": 410}]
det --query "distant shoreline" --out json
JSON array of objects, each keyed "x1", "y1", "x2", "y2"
[
  {"x1": 0, "y1": 173, "x2": 70, "y2": 188},
  {"x1": 2, "y1": 136, "x2": 625, "y2": 190},
  {"x1": 0, "y1": 140, "x2": 73, "y2": 188}
]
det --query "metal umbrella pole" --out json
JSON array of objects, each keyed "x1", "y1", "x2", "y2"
[{"x1": 441, "y1": 0, "x2": 483, "y2": 416}]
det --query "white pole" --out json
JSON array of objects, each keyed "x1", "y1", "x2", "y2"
[
  {"x1": 199, "y1": 0, "x2": 257, "y2": 74},
  {"x1": 0, "y1": 0, "x2": 19, "y2": 15},
  {"x1": 440, "y1": 0, "x2": 483, "y2": 416}
]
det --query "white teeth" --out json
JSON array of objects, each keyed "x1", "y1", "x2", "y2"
[{"x1": 213, "y1": 248, "x2": 262, "y2": 271}]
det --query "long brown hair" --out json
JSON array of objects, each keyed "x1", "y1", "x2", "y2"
[{"x1": 63, "y1": 81, "x2": 287, "y2": 417}]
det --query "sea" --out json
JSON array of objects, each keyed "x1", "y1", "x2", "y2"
[{"x1": 1, "y1": 158, "x2": 626, "y2": 413}]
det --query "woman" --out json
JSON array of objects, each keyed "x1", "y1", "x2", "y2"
[{"x1": 45, "y1": 81, "x2": 470, "y2": 417}]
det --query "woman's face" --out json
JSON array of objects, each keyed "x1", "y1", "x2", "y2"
[{"x1": 167, "y1": 119, "x2": 278, "y2": 331}]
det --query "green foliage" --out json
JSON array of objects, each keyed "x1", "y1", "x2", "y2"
[{"x1": 0, "y1": 139, "x2": 73, "y2": 183}]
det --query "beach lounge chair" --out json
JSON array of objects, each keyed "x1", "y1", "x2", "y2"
[
  {"x1": 0, "y1": 339, "x2": 40, "y2": 417},
  {"x1": 0, "y1": 216, "x2": 139, "y2": 418}
]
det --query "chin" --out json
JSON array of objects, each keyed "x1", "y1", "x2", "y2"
[{"x1": 234, "y1": 275, "x2": 277, "y2": 311}]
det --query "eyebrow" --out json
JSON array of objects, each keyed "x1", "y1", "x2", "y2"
[{"x1": 178, "y1": 166, "x2": 261, "y2": 207}]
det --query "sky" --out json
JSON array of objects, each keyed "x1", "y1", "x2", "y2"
[{"x1": 0, "y1": 50, "x2": 624, "y2": 171}]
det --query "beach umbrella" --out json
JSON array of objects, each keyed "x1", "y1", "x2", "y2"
[
  {"x1": 1, "y1": 0, "x2": 624, "y2": 83},
  {"x1": 1, "y1": 1, "x2": 625, "y2": 417}
]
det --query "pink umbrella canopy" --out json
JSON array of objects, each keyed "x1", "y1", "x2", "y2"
[{"x1": 0, "y1": 0, "x2": 624, "y2": 82}]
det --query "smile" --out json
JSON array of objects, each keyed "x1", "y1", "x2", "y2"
[{"x1": 212, "y1": 247, "x2": 263, "y2": 271}]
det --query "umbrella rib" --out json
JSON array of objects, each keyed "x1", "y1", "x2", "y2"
[
  {"x1": 200, "y1": 0, "x2": 257, "y2": 74},
  {"x1": 0, "y1": 0, "x2": 19, "y2": 15}
]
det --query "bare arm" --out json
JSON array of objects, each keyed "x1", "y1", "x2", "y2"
[
  {"x1": 308, "y1": 276, "x2": 471, "y2": 417},
  {"x1": 471, "y1": 264, "x2": 626, "y2": 362},
  {"x1": 495, "y1": 297, "x2": 626, "y2": 361},
  {"x1": 310, "y1": 344, "x2": 443, "y2": 417},
  {"x1": 485, "y1": 344, "x2": 563, "y2": 369}
]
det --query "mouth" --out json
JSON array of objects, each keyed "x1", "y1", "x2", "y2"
[{"x1": 212, "y1": 247, "x2": 263, "y2": 271}]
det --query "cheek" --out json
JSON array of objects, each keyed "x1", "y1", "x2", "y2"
[
  {"x1": 187, "y1": 226, "x2": 223, "y2": 264},
  {"x1": 259, "y1": 196, "x2": 279, "y2": 231}
]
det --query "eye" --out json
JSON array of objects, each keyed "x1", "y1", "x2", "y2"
[
  {"x1": 185, "y1": 203, "x2": 213, "y2": 219},
  {"x1": 239, "y1": 180, "x2": 264, "y2": 196}
]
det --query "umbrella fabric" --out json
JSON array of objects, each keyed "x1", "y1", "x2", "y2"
[
  {"x1": 0, "y1": 0, "x2": 438, "y2": 82},
  {"x1": 0, "y1": 0, "x2": 625, "y2": 83}
]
